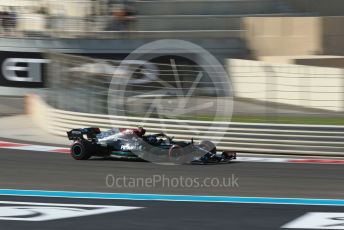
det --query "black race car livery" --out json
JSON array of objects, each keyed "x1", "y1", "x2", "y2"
[{"x1": 67, "y1": 127, "x2": 236, "y2": 164}]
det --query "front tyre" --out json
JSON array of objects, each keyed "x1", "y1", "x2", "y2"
[
  {"x1": 169, "y1": 145, "x2": 185, "y2": 164},
  {"x1": 199, "y1": 140, "x2": 216, "y2": 154},
  {"x1": 168, "y1": 145, "x2": 193, "y2": 164},
  {"x1": 70, "y1": 140, "x2": 94, "y2": 160}
]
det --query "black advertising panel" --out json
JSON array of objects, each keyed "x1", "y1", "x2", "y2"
[
  {"x1": 0, "y1": 51, "x2": 197, "y2": 89},
  {"x1": 0, "y1": 51, "x2": 47, "y2": 88},
  {"x1": 0, "y1": 51, "x2": 130, "y2": 88}
]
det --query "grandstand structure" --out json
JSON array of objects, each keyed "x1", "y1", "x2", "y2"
[
  {"x1": 0, "y1": 0, "x2": 304, "y2": 54},
  {"x1": 0, "y1": 0, "x2": 308, "y2": 61},
  {"x1": 2, "y1": 0, "x2": 344, "y2": 114},
  {"x1": 1, "y1": 0, "x2": 343, "y2": 60}
]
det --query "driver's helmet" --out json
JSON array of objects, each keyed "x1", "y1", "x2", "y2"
[
  {"x1": 146, "y1": 135, "x2": 157, "y2": 144},
  {"x1": 136, "y1": 126, "x2": 146, "y2": 137},
  {"x1": 119, "y1": 127, "x2": 146, "y2": 137}
]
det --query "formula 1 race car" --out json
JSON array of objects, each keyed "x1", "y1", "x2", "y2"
[{"x1": 67, "y1": 127, "x2": 236, "y2": 164}]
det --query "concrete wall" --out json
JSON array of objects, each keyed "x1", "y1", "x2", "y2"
[
  {"x1": 244, "y1": 17, "x2": 322, "y2": 57},
  {"x1": 227, "y1": 58, "x2": 344, "y2": 111},
  {"x1": 245, "y1": 16, "x2": 344, "y2": 57}
]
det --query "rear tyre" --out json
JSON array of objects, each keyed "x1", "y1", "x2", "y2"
[
  {"x1": 199, "y1": 140, "x2": 216, "y2": 154},
  {"x1": 70, "y1": 140, "x2": 94, "y2": 160},
  {"x1": 222, "y1": 151, "x2": 236, "y2": 160}
]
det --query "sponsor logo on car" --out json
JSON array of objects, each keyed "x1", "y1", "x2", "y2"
[{"x1": 120, "y1": 143, "x2": 142, "y2": 151}]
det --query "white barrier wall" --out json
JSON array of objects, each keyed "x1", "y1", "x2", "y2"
[
  {"x1": 227, "y1": 59, "x2": 344, "y2": 112},
  {"x1": 27, "y1": 94, "x2": 344, "y2": 156}
]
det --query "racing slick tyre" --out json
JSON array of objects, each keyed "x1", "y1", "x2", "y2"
[
  {"x1": 70, "y1": 140, "x2": 94, "y2": 160},
  {"x1": 221, "y1": 151, "x2": 237, "y2": 162},
  {"x1": 169, "y1": 145, "x2": 186, "y2": 164},
  {"x1": 199, "y1": 140, "x2": 216, "y2": 154}
]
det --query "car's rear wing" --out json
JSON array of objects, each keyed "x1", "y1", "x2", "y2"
[{"x1": 67, "y1": 128, "x2": 101, "y2": 140}]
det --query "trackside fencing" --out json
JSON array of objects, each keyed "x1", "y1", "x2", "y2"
[{"x1": 27, "y1": 94, "x2": 344, "y2": 156}]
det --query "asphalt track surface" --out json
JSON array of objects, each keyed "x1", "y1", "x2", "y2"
[
  {"x1": 1, "y1": 142, "x2": 344, "y2": 230},
  {"x1": 0, "y1": 148, "x2": 343, "y2": 199},
  {"x1": 0, "y1": 195, "x2": 343, "y2": 230}
]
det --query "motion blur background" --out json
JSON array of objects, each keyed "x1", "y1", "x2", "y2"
[{"x1": 2, "y1": 0, "x2": 344, "y2": 155}]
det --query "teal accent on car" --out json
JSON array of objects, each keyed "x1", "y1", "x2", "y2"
[{"x1": 111, "y1": 151, "x2": 137, "y2": 157}]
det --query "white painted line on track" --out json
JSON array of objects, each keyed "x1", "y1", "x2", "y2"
[
  {"x1": 0, "y1": 201, "x2": 142, "y2": 221},
  {"x1": 282, "y1": 212, "x2": 344, "y2": 229}
]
